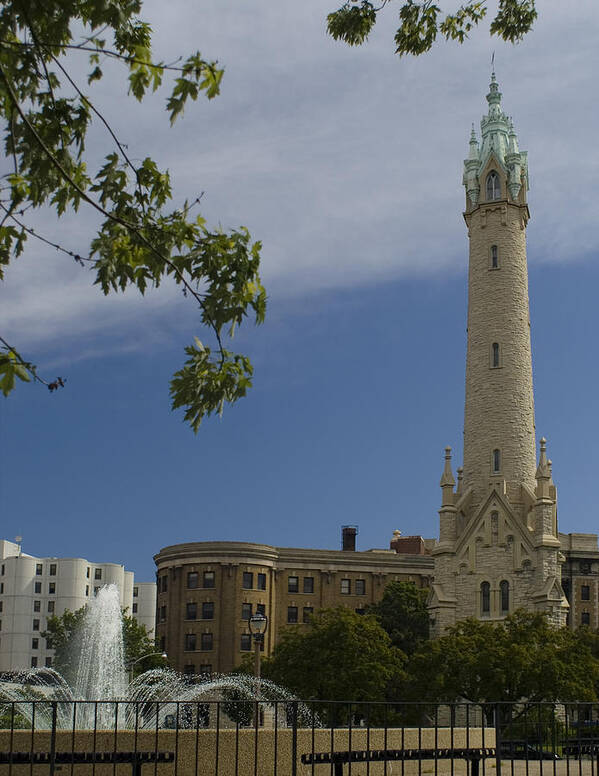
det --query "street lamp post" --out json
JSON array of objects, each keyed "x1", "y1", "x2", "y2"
[
  {"x1": 127, "y1": 651, "x2": 167, "y2": 683},
  {"x1": 248, "y1": 612, "x2": 268, "y2": 688}
]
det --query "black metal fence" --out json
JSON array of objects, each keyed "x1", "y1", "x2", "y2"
[{"x1": 1, "y1": 700, "x2": 599, "y2": 776}]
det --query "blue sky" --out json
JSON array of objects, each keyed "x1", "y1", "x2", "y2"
[{"x1": 1, "y1": 1, "x2": 598, "y2": 581}]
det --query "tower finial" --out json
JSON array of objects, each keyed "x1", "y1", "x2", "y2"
[{"x1": 440, "y1": 446, "x2": 456, "y2": 488}]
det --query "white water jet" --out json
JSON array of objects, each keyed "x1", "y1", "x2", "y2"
[{"x1": 0, "y1": 585, "x2": 313, "y2": 730}]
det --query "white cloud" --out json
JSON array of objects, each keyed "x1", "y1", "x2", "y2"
[{"x1": 1, "y1": 0, "x2": 598, "y2": 351}]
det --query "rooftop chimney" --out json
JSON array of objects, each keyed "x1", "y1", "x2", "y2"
[{"x1": 342, "y1": 525, "x2": 358, "y2": 552}]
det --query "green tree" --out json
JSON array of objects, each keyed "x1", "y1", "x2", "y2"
[
  {"x1": 0, "y1": 0, "x2": 265, "y2": 430},
  {"x1": 327, "y1": 0, "x2": 537, "y2": 57},
  {"x1": 42, "y1": 606, "x2": 163, "y2": 684},
  {"x1": 41, "y1": 606, "x2": 87, "y2": 685},
  {"x1": 262, "y1": 607, "x2": 405, "y2": 723},
  {"x1": 367, "y1": 580, "x2": 430, "y2": 657},
  {"x1": 405, "y1": 610, "x2": 599, "y2": 708}
]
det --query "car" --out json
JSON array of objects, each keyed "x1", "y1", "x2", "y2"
[{"x1": 500, "y1": 741, "x2": 561, "y2": 760}]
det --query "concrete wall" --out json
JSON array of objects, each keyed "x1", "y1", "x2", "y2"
[{"x1": 0, "y1": 727, "x2": 495, "y2": 776}]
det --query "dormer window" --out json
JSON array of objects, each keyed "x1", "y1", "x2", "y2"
[{"x1": 486, "y1": 171, "x2": 500, "y2": 201}]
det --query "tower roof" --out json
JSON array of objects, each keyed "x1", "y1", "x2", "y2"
[{"x1": 463, "y1": 73, "x2": 529, "y2": 205}]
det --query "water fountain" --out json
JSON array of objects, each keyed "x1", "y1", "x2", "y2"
[{"x1": 0, "y1": 585, "x2": 309, "y2": 730}]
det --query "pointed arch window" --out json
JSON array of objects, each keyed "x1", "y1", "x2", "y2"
[
  {"x1": 492, "y1": 342, "x2": 500, "y2": 368},
  {"x1": 481, "y1": 582, "x2": 490, "y2": 616},
  {"x1": 500, "y1": 580, "x2": 510, "y2": 614},
  {"x1": 486, "y1": 171, "x2": 500, "y2": 201},
  {"x1": 491, "y1": 245, "x2": 499, "y2": 269},
  {"x1": 493, "y1": 449, "x2": 501, "y2": 473}
]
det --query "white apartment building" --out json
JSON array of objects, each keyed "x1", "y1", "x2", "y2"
[{"x1": 0, "y1": 540, "x2": 156, "y2": 672}]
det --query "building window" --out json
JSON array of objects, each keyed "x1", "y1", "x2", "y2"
[
  {"x1": 256, "y1": 603, "x2": 266, "y2": 615},
  {"x1": 85, "y1": 586, "x2": 89, "y2": 596},
  {"x1": 303, "y1": 577, "x2": 314, "y2": 594},
  {"x1": 34, "y1": 582, "x2": 42, "y2": 594},
  {"x1": 184, "y1": 633, "x2": 197, "y2": 651},
  {"x1": 32, "y1": 638, "x2": 39, "y2": 650},
  {"x1": 199, "y1": 664, "x2": 212, "y2": 675},
  {"x1": 47, "y1": 601, "x2": 55, "y2": 613},
  {"x1": 580, "y1": 562, "x2": 592, "y2": 575},
  {"x1": 486, "y1": 170, "x2": 500, "y2": 201},
  {"x1": 33, "y1": 619, "x2": 40, "y2": 631},
  {"x1": 132, "y1": 603, "x2": 138, "y2": 613},
  {"x1": 203, "y1": 571, "x2": 215, "y2": 589},
  {"x1": 187, "y1": 572, "x2": 199, "y2": 589},
  {"x1": 481, "y1": 582, "x2": 490, "y2": 615},
  {"x1": 160, "y1": 576, "x2": 168, "y2": 593},
  {"x1": 1, "y1": 564, "x2": 4, "y2": 575},
  {"x1": 186, "y1": 603, "x2": 198, "y2": 620},
  {"x1": 159, "y1": 605, "x2": 167, "y2": 622},
  {"x1": 287, "y1": 606, "x2": 298, "y2": 624},
  {"x1": 491, "y1": 342, "x2": 500, "y2": 368},
  {"x1": 0, "y1": 583, "x2": 3, "y2": 593},
  {"x1": 582, "y1": 612, "x2": 591, "y2": 626},
  {"x1": 45, "y1": 657, "x2": 52, "y2": 668},
  {"x1": 341, "y1": 579, "x2": 351, "y2": 595},
  {"x1": 86, "y1": 567, "x2": 90, "y2": 578},
  {"x1": 94, "y1": 568, "x2": 102, "y2": 580},
  {"x1": 240, "y1": 634, "x2": 252, "y2": 651},
  {"x1": 581, "y1": 585, "x2": 591, "y2": 601},
  {"x1": 48, "y1": 583, "x2": 56, "y2": 595},
  {"x1": 257, "y1": 573, "x2": 266, "y2": 590},
  {"x1": 0, "y1": 602, "x2": 2, "y2": 613},
  {"x1": 302, "y1": 606, "x2": 313, "y2": 624},
  {"x1": 241, "y1": 603, "x2": 252, "y2": 621},
  {"x1": 183, "y1": 664, "x2": 195, "y2": 675},
  {"x1": 133, "y1": 587, "x2": 138, "y2": 597},
  {"x1": 49, "y1": 564, "x2": 57, "y2": 576},
  {"x1": 31, "y1": 657, "x2": 38, "y2": 668},
  {"x1": 500, "y1": 580, "x2": 509, "y2": 613},
  {"x1": 200, "y1": 633, "x2": 213, "y2": 651},
  {"x1": 493, "y1": 449, "x2": 501, "y2": 473},
  {"x1": 36, "y1": 564, "x2": 43, "y2": 576},
  {"x1": 201, "y1": 602, "x2": 214, "y2": 620},
  {"x1": 242, "y1": 572, "x2": 253, "y2": 589},
  {"x1": 491, "y1": 245, "x2": 499, "y2": 269},
  {"x1": 355, "y1": 580, "x2": 366, "y2": 596},
  {"x1": 288, "y1": 576, "x2": 299, "y2": 593}
]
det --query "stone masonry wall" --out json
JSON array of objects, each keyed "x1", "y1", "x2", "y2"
[{"x1": 463, "y1": 201, "x2": 536, "y2": 503}]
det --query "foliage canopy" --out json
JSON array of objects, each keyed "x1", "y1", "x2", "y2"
[
  {"x1": 42, "y1": 605, "x2": 163, "y2": 684},
  {"x1": 327, "y1": 0, "x2": 537, "y2": 57},
  {"x1": 0, "y1": 0, "x2": 265, "y2": 429},
  {"x1": 262, "y1": 607, "x2": 405, "y2": 721},
  {"x1": 405, "y1": 610, "x2": 599, "y2": 706},
  {"x1": 366, "y1": 580, "x2": 430, "y2": 657}
]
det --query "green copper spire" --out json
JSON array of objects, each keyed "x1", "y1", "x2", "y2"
[{"x1": 463, "y1": 73, "x2": 529, "y2": 206}]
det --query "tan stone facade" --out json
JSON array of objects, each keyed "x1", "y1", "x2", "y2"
[
  {"x1": 154, "y1": 539, "x2": 433, "y2": 675},
  {"x1": 429, "y1": 76, "x2": 568, "y2": 634}
]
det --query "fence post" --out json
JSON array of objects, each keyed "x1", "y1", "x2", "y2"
[
  {"x1": 49, "y1": 701, "x2": 58, "y2": 776},
  {"x1": 494, "y1": 703, "x2": 502, "y2": 776},
  {"x1": 291, "y1": 701, "x2": 298, "y2": 776}
]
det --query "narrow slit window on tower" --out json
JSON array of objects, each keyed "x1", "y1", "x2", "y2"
[
  {"x1": 486, "y1": 171, "x2": 500, "y2": 201},
  {"x1": 492, "y1": 342, "x2": 500, "y2": 368},
  {"x1": 491, "y1": 245, "x2": 499, "y2": 269},
  {"x1": 493, "y1": 448, "x2": 501, "y2": 473},
  {"x1": 500, "y1": 580, "x2": 510, "y2": 613},
  {"x1": 481, "y1": 582, "x2": 490, "y2": 616}
]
